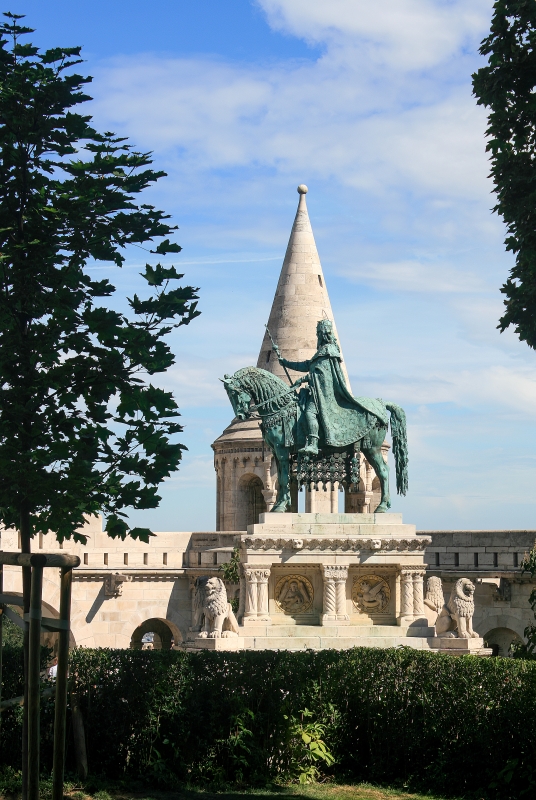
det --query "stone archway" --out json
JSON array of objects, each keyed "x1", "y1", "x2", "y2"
[
  {"x1": 477, "y1": 612, "x2": 526, "y2": 657},
  {"x1": 3, "y1": 593, "x2": 75, "y2": 653},
  {"x1": 130, "y1": 617, "x2": 177, "y2": 650},
  {"x1": 237, "y1": 473, "x2": 266, "y2": 529},
  {"x1": 483, "y1": 627, "x2": 523, "y2": 657}
]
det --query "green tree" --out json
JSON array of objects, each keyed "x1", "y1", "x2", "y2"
[
  {"x1": 0, "y1": 12, "x2": 199, "y2": 553},
  {"x1": 473, "y1": 2, "x2": 536, "y2": 345},
  {"x1": 511, "y1": 542, "x2": 536, "y2": 659},
  {"x1": 1, "y1": 611, "x2": 24, "y2": 647}
]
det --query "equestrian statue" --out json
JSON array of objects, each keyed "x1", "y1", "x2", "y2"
[{"x1": 222, "y1": 319, "x2": 408, "y2": 513}]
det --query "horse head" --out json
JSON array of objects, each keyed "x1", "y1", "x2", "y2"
[{"x1": 221, "y1": 373, "x2": 253, "y2": 420}]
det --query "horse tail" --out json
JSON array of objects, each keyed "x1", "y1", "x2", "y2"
[{"x1": 385, "y1": 402, "x2": 408, "y2": 496}]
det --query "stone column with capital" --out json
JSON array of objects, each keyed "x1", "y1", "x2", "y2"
[
  {"x1": 243, "y1": 567, "x2": 272, "y2": 625},
  {"x1": 256, "y1": 568, "x2": 271, "y2": 622},
  {"x1": 322, "y1": 565, "x2": 349, "y2": 625},
  {"x1": 398, "y1": 570, "x2": 414, "y2": 626},
  {"x1": 188, "y1": 575, "x2": 199, "y2": 633},
  {"x1": 244, "y1": 568, "x2": 258, "y2": 622},
  {"x1": 335, "y1": 568, "x2": 349, "y2": 622},
  {"x1": 237, "y1": 570, "x2": 246, "y2": 623},
  {"x1": 412, "y1": 571, "x2": 427, "y2": 625},
  {"x1": 330, "y1": 482, "x2": 338, "y2": 513}
]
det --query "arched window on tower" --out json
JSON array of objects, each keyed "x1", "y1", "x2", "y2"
[{"x1": 237, "y1": 474, "x2": 267, "y2": 529}]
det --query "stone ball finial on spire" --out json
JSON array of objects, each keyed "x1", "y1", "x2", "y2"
[{"x1": 297, "y1": 184, "x2": 308, "y2": 194}]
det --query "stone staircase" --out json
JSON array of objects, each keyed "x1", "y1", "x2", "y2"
[{"x1": 239, "y1": 623, "x2": 435, "y2": 651}]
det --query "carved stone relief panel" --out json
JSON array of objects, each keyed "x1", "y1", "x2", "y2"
[
  {"x1": 352, "y1": 574, "x2": 391, "y2": 614},
  {"x1": 275, "y1": 574, "x2": 314, "y2": 615}
]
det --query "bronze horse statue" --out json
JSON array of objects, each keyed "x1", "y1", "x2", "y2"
[{"x1": 223, "y1": 366, "x2": 408, "y2": 512}]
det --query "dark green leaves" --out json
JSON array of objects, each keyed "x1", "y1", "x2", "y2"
[
  {"x1": 151, "y1": 239, "x2": 182, "y2": 256},
  {"x1": 473, "y1": 2, "x2": 536, "y2": 346},
  {"x1": 142, "y1": 263, "x2": 183, "y2": 286},
  {"x1": 0, "y1": 16, "x2": 199, "y2": 544},
  {"x1": 3, "y1": 646, "x2": 534, "y2": 798}
]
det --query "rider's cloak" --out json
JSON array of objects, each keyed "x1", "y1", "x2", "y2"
[{"x1": 280, "y1": 343, "x2": 388, "y2": 448}]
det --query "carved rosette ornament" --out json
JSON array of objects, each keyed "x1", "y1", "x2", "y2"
[
  {"x1": 352, "y1": 574, "x2": 391, "y2": 614},
  {"x1": 275, "y1": 574, "x2": 314, "y2": 615}
]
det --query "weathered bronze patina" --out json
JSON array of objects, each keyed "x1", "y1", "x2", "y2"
[{"x1": 223, "y1": 320, "x2": 408, "y2": 513}]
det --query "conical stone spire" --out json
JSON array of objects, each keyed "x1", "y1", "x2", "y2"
[{"x1": 257, "y1": 185, "x2": 350, "y2": 388}]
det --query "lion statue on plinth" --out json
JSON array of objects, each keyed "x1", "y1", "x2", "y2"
[
  {"x1": 435, "y1": 578, "x2": 479, "y2": 639},
  {"x1": 192, "y1": 576, "x2": 240, "y2": 639},
  {"x1": 423, "y1": 576, "x2": 444, "y2": 626}
]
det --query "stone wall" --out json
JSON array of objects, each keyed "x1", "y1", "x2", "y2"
[
  {"x1": 425, "y1": 529, "x2": 536, "y2": 655},
  {"x1": 1, "y1": 519, "x2": 534, "y2": 655}
]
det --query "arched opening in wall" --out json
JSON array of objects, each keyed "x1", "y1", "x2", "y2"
[
  {"x1": 130, "y1": 618, "x2": 177, "y2": 650},
  {"x1": 484, "y1": 627, "x2": 523, "y2": 657},
  {"x1": 344, "y1": 476, "x2": 382, "y2": 514},
  {"x1": 1, "y1": 594, "x2": 74, "y2": 654},
  {"x1": 237, "y1": 474, "x2": 266, "y2": 529}
]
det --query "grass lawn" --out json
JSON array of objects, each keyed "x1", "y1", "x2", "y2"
[
  {"x1": 0, "y1": 783, "x2": 460, "y2": 800},
  {"x1": 0, "y1": 767, "x2": 466, "y2": 800}
]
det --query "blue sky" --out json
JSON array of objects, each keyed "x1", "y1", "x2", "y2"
[{"x1": 11, "y1": 0, "x2": 536, "y2": 533}]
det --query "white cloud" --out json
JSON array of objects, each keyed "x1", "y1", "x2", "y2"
[
  {"x1": 340, "y1": 259, "x2": 486, "y2": 293},
  {"x1": 258, "y1": 0, "x2": 493, "y2": 70},
  {"x1": 85, "y1": 0, "x2": 536, "y2": 531},
  {"x1": 164, "y1": 455, "x2": 215, "y2": 487},
  {"x1": 90, "y1": 1, "x2": 492, "y2": 203}
]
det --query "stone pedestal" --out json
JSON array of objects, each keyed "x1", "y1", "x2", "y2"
[
  {"x1": 236, "y1": 512, "x2": 434, "y2": 648},
  {"x1": 431, "y1": 637, "x2": 493, "y2": 656},
  {"x1": 194, "y1": 637, "x2": 245, "y2": 651}
]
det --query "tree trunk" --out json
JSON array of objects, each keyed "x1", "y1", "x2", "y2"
[
  {"x1": 20, "y1": 505, "x2": 31, "y2": 800},
  {"x1": 70, "y1": 692, "x2": 88, "y2": 779}
]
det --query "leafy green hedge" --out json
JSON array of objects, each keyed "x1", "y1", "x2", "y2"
[{"x1": 1, "y1": 647, "x2": 536, "y2": 797}]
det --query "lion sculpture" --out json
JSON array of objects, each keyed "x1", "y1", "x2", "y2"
[
  {"x1": 192, "y1": 576, "x2": 240, "y2": 639},
  {"x1": 435, "y1": 578, "x2": 479, "y2": 639},
  {"x1": 423, "y1": 576, "x2": 444, "y2": 626}
]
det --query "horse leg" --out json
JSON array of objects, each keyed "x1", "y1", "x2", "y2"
[
  {"x1": 362, "y1": 434, "x2": 391, "y2": 513},
  {"x1": 272, "y1": 443, "x2": 291, "y2": 512},
  {"x1": 264, "y1": 428, "x2": 291, "y2": 512}
]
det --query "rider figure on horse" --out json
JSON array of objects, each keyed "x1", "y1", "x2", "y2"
[{"x1": 272, "y1": 318, "x2": 388, "y2": 457}]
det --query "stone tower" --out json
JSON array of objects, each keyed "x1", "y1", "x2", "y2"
[
  {"x1": 256, "y1": 184, "x2": 350, "y2": 386},
  {"x1": 212, "y1": 186, "x2": 383, "y2": 530}
]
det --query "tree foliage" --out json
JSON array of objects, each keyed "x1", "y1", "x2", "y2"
[
  {"x1": 0, "y1": 14, "x2": 199, "y2": 544},
  {"x1": 511, "y1": 541, "x2": 536, "y2": 659},
  {"x1": 473, "y1": 1, "x2": 536, "y2": 345},
  {"x1": 0, "y1": 612, "x2": 23, "y2": 647}
]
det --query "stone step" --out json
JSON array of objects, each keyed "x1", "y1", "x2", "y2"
[
  {"x1": 240, "y1": 624, "x2": 433, "y2": 638},
  {"x1": 242, "y1": 635, "x2": 434, "y2": 651}
]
